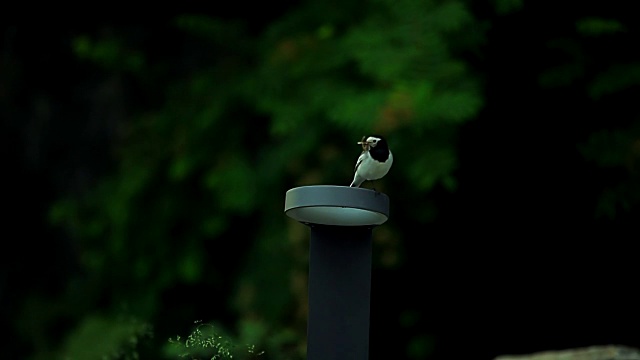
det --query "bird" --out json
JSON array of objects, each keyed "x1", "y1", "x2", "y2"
[{"x1": 350, "y1": 135, "x2": 393, "y2": 188}]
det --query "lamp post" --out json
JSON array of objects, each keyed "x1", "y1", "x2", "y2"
[{"x1": 284, "y1": 185, "x2": 390, "y2": 360}]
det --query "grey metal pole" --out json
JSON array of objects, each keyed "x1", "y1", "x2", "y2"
[
  {"x1": 307, "y1": 225, "x2": 372, "y2": 360},
  {"x1": 284, "y1": 185, "x2": 390, "y2": 360}
]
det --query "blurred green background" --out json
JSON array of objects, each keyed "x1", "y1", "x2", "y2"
[{"x1": 2, "y1": 1, "x2": 640, "y2": 359}]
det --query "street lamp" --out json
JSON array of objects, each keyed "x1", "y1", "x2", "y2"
[{"x1": 285, "y1": 185, "x2": 390, "y2": 360}]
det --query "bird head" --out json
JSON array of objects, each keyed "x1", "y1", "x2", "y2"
[
  {"x1": 357, "y1": 135, "x2": 386, "y2": 149},
  {"x1": 366, "y1": 136, "x2": 383, "y2": 148}
]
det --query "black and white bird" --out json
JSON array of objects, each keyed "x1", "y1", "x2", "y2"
[{"x1": 350, "y1": 135, "x2": 393, "y2": 187}]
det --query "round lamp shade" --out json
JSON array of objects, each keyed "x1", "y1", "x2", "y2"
[{"x1": 284, "y1": 186, "x2": 390, "y2": 226}]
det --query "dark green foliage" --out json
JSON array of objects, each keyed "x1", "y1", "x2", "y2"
[
  {"x1": 6, "y1": 0, "x2": 640, "y2": 359},
  {"x1": 40, "y1": 2, "x2": 484, "y2": 358},
  {"x1": 166, "y1": 321, "x2": 264, "y2": 360},
  {"x1": 60, "y1": 316, "x2": 152, "y2": 360}
]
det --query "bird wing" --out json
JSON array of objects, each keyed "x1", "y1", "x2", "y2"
[{"x1": 354, "y1": 151, "x2": 367, "y2": 173}]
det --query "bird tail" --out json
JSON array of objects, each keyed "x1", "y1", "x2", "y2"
[{"x1": 350, "y1": 175, "x2": 364, "y2": 187}]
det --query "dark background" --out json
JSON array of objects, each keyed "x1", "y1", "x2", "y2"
[{"x1": 2, "y1": 2, "x2": 639, "y2": 359}]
